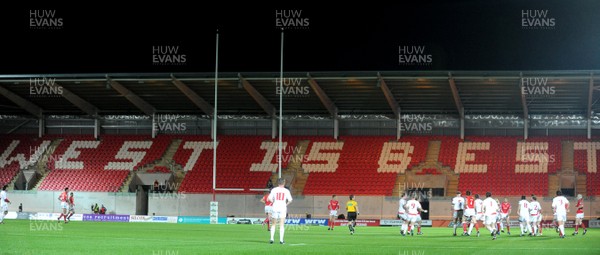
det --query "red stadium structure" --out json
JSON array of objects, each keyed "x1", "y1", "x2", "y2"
[{"x1": 0, "y1": 71, "x2": 599, "y2": 220}]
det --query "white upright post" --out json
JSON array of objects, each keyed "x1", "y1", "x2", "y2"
[
  {"x1": 211, "y1": 31, "x2": 219, "y2": 222},
  {"x1": 278, "y1": 29, "x2": 284, "y2": 179}
]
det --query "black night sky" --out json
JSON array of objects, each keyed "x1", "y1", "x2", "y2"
[{"x1": 1, "y1": 0, "x2": 599, "y2": 74}]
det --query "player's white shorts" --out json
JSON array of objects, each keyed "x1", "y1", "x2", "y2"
[
  {"x1": 60, "y1": 202, "x2": 68, "y2": 210},
  {"x1": 530, "y1": 214, "x2": 539, "y2": 223},
  {"x1": 576, "y1": 213, "x2": 584, "y2": 219},
  {"x1": 1, "y1": 204, "x2": 7, "y2": 212},
  {"x1": 398, "y1": 212, "x2": 408, "y2": 221},
  {"x1": 555, "y1": 213, "x2": 567, "y2": 222},
  {"x1": 500, "y1": 213, "x2": 508, "y2": 220},
  {"x1": 264, "y1": 206, "x2": 273, "y2": 214},
  {"x1": 271, "y1": 208, "x2": 287, "y2": 219},
  {"x1": 475, "y1": 213, "x2": 484, "y2": 221},
  {"x1": 519, "y1": 213, "x2": 530, "y2": 222},
  {"x1": 464, "y1": 208, "x2": 475, "y2": 217},
  {"x1": 329, "y1": 210, "x2": 337, "y2": 217},
  {"x1": 485, "y1": 214, "x2": 497, "y2": 225},
  {"x1": 407, "y1": 214, "x2": 419, "y2": 223}
]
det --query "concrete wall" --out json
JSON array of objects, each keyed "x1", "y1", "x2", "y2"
[
  {"x1": 9, "y1": 191, "x2": 136, "y2": 215},
  {"x1": 7, "y1": 191, "x2": 600, "y2": 220}
]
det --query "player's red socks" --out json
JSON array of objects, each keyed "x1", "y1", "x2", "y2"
[
  {"x1": 462, "y1": 223, "x2": 467, "y2": 232},
  {"x1": 496, "y1": 223, "x2": 501, "y2": 231},
  {"x1": 407, "y1": 225, "x2": 412, "y2": 232},
  {"x1": 506, "y1": 225, "x2": 510, "y2": 232},
  {"x1": 58, "y1": 214, "x2": 64, "y2": 220},
  {"x1": 265, "y1": 218, "x2": 270, "y2": 229},
  {"x1": 417, "y1": 226, "x2": 421, "y2": 233},
  {"x1": 475, "y1": 223, "x2": 479, "y2": 231},
  {"x1": 582, "y1": 222, "x2": 586, "y2": 230},
  {"x1": 575, "y1": 225, "x2": 579, "y2": 232}
]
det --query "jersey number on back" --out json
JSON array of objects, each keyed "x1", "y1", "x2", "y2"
[{"x1": 276, "y1": 192, "x2": 284, "y2": 201}]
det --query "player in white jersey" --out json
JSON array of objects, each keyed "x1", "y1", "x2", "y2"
[
  {"x1": 482, "y1": 192, "x2": 499, "y2": 240},
  {"x1": 529, "y1": 195, "x2": 542, "y2": 236},
  {"x1": 451, "y1": 191, "x2": 465, "y2": 236},
  {"x1": 267, "y1": 178, "x2": 293, "y2": 244},
  {"x1": 0, "y1": 185, "x2": 11, "y2": 224},
  {"x1": 551, "y1": 190, "x2": 569, "y2": 238},
  {"x1": 398, "y1": 193, "x2": 409, "y2": 236},
  {"x1": 405, "y1": 194, "x2": 427, "y2": 236},
  {"x1": 472, "y1": 194, "x2": 484, "y2": 237},
  {"x1": 517, "y1": 195, "x2": 532, "y2": 236}
]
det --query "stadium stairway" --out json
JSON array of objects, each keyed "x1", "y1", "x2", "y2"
[
  {"x1": 576, "y1": 174, "x2": 587, "y2": 197},
  {"x1": 548, "y1": 174, "x2": 560, "y2": 196},
  {"x1": 272, "y1": 140, "x2": 310, "y2": 196},
  {"x1": 547, "y1": 140, "x2": 570, "y2": 196},
  {"x1": 561, "y1": 140, "x2": 574, "y2": 171},
  {"x1": 392, "y1": 140, "x2": 458, "y2": 196},
  {"x1": 559, "y1": 140, "x2": 587, "y2": 197},
  {"x1": 545, "y1": 140, "x2": 588, "y2": 197},
  {"x1": 5, "y1": 171, "x2": 20, "y2": 191},
  {"x1": 30, "y1": 139, "x2": 63, "y2": 190},
  {"x1": 120, "y1": 138, "x2": 183, "y2": 192},
  {"x1": 423, "y1": 140, "x2": 459, "y2": 196},
  {"x1": 135, "y1": 138, "x2": 181, "y2": 172},
  {"x1": 37, "y1": 138, "x2": 63, "y2": 175}
]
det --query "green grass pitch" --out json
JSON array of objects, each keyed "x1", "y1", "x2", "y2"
[{"x1": 3, "y1": 220, "x2": 600, "y2": 255}]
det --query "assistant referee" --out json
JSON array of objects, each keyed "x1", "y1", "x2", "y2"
[{"x1": 346, "y1": 194, "x2": 359, "y2": 235}]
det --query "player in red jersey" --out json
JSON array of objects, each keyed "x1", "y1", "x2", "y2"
[
  {"x1": 573, "y1": 194, "x2": 587, "y2": 235},
  {"x1": 463, "y1": 190, "x2": 476, "y2": 236},
  {"x1": 327, "y1": 195, "x2": 340, "y2": 230},
  {"x1": 260, "y1": 191, "x2": 273, "y2": 231},
  {"x1": 57, "y1": 187, "x2": 69, "y2": 223},
  {"x1": 66, "y1": 192, "x2": 75, "y2": 222},
  {"x1": 499, "y1": 198, "x2": 511, "y2": 235}
]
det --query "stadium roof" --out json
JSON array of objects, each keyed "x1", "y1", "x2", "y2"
[{"x1": 0, "y1": 70, "x2": 598, "y2": 118}]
